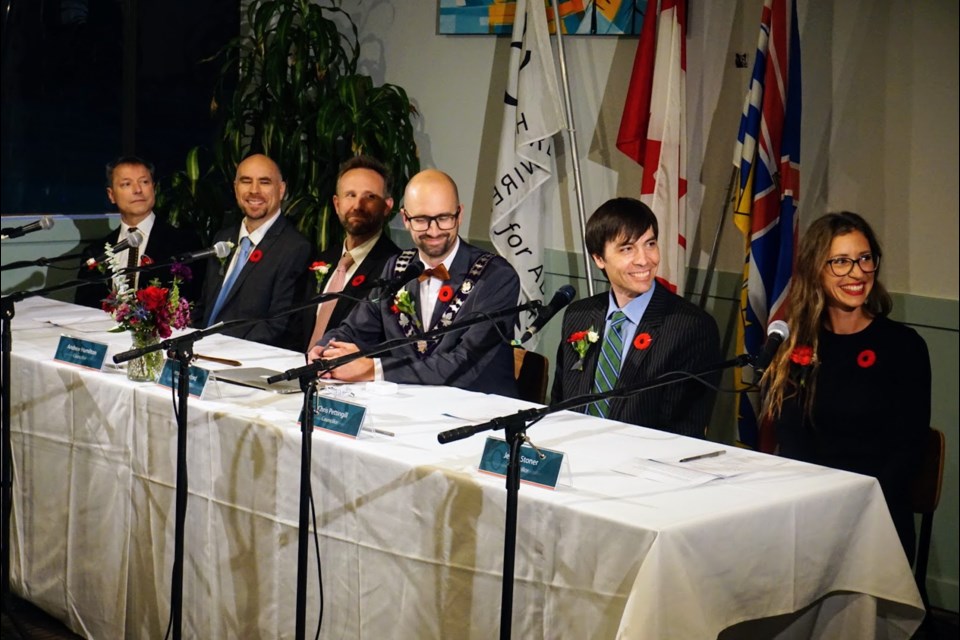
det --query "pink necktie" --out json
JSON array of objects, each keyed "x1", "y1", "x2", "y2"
[{"x1": 308, "y1": 252, "x2": 355, "y2": 348}]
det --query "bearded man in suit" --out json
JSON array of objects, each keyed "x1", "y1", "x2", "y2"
[
  {"x1": 194, "y1": 153, "x2": 311, "y2": 349},
  {"x1": 301, "y1": 155, "x2": 400, "y2": 351},
  {"x1": 75, "y1": 156, "x2": 204, "y2": 308},
  {"x1": 551, "y1": 198, "x2": 720, "y2": 438},
  {"x1": 307, "y1": 169, "x2": 520, "y2": 397}
]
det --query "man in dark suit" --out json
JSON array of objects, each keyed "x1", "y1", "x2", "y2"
[
  {"x1": 308, "y1": 169, "x2": 520, "y2": 397},
  {"x1": 551, "y1": 198, "x2": 720, "y2": 438},
  {"x1": 301, "y1": 156, "x2": 400, "y2": 351},
  {"x1": 75, "y1": 156, "x2": 204, "y2": 308},
  {"x1": 194, "y1": 154, "x2": 311, "y2": 349}
]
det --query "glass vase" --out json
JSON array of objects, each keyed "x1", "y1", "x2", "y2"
[{"x1": 127, "y1": 333, "x2": 164, "y2": 382}]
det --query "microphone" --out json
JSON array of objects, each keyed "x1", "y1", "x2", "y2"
[
  {"x1": 1, "y1": 216, "x2": 54, "y2": 240},
  {"x1": 516, "y1": 285, "x2": 576, "y2": 344},
  {"x1": 85, "y1": 229, "x2": 145, "y2": 268},
  {"x1": 753, "y1": 320, "x2": 790, "y2": 372},
  {"x1": 173, "y1": 241, "x2": 233, "y2": 263},
  {"x1": 375, "y1": 261, "x2": 425, "y2": 298}
]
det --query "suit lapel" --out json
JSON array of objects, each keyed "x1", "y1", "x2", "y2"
[
  {"x1": 574, "y1": 299, "x2": 608, "y2": 398},
  {"x1": 614, "y1": 286, "x2": 669, "y2": 396},
  {"x1": 221, "y1": 215, "x2": 287, "y2": 310},
  {"x1": 426, "y1": 241, "x2": 473, "y2": 330}
]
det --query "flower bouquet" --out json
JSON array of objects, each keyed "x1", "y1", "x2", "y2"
[{"x1": 101, "y1": 261, "x2": 193, "y2": 381}]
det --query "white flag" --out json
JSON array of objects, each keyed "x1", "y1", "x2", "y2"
[{"x1": 489, "y1": 0, "x2": 565, "y2": 347}]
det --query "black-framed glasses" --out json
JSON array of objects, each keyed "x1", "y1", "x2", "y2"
[
  {"x1": 402, "y1": 206, "x2": 460, "y2": 231},
  {"x1": 825, "y1": 253, "x2": 880, "y2": 277}
]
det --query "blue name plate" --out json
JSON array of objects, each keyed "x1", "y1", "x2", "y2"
[
  {"x1": 478, "y1": 437, "x2": 565, "y2": 490},
  {"x1": 157, "y1": 360, "x2": 211, "y2": 399},
  {"x1": 312, "y1": 396, "x2": 367, "y2": 438},
  {"x1": 53, "y1": 335, "x2": 109, "y2": 371}
]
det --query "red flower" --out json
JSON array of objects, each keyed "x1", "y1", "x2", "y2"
[
  {"x1": 438, "y1": 285, "x2": 454, "y2": 303},
  {"x1": 857, "y1": 349, "x2": 876, "y2": 368},
  {"x1": 136, "y1": 286, "x2": 169, "y2": 312},
  {"x1": 351, "y1": 274, "x2": 366, "y2": 287},
  {"x1": 567, "y1": 330, "x2": 588, "y2": 343},
  {"x1": 86, "y1": 260, "x2": 99, "y2": 271},
  {"x1": 390, "y1": 304, "x2": 400, "y2": 315},
  {"x1": 309, "y1": 261, "x2": 329, "y2": 272},
  {"x1": 139, "y1": 255, "x2": 154, "y2": 266},
  {"x1": 248, "y1": 249, "x2": 263, "y2": 263},
  {"x1": 633, "y1": 332, "x2": 652, "y2": 350},
  {"x1": 790, "y1": 345, "x2": 814, "y2": 366}
]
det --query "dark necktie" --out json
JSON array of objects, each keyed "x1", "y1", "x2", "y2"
[{"x1": 125, "y1": 226, "x2": 139, "y2": 290}]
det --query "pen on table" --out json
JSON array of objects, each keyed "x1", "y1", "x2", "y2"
[
  {"x1": 678, "y1": 450, "x2": 726, "y2": 463},
  {"x1": 362, "y1": 427, "x2": 396, "y2": 438}
]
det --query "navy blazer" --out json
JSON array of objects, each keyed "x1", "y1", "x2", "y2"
[
  {"x1": 74, "y1": 217, "x2": 203, "y2": 309},
  {"x1": 325, "y1": 240, "x2": 520, "y2": 397},
  {"x1": 551, "y1": 284, "x2": 720, "y2": 438},
  {"x1": 299, "y1": 232, "x2": 400, "y2": 351},
  {"x1": 194, "y1": 214, "x2": 312, "y2": 349}
]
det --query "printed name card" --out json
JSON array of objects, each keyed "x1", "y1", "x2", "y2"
[
  {"x1": 53, "y1": 336, "x2": 109, "y2": 371},
  {"x1": 478, "y1": 437, "x2": 565, "y2": 490},
  {"x1": 311, "y1": 396, "x2": 367, "y2": 438},
  {"x1": 157, "y1": 360, "x2": 211, "y2": 399}
]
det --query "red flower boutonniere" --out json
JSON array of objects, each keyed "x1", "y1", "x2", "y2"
[
  {"x1": 309, "y1": 261, "x2": 330, "y2": 292},
  {"x1": 790, "y1": 345, "x2": 814, "y2": 366},
  {"x1": 438, "y1": 285, "x2": 454, "y2": 303},
  {"x1": 248, "y1": 249, "x2": 263, "y2": 263},
  {"x1": 351, "y1": 274, "x2": 366, "y2": 287},
  {"x1": 633, "y1": 332, "x2": 652, "y2": 350},
  {"x1": 567, "y1": 327, "x2": 599, "y2": 371},
  {"x1": 139, "y1": 255, "x2": 154, "y2": 267},
  {"x1": 857, "y1": 349, "x2": 876, "y2": 368}
]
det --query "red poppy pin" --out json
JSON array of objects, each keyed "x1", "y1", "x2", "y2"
[
  {"x1": 248, "y1": 249, "x2": 263, "y2": 263},
  {"x1": 139, "y1": 255, "x2": 154, "y2": 266},
  {"x1": 438, "y1": 285, "x2": 454, "y2": 303},
  {"x1": 633, "y1": 332, "x2": 652, "y2": 350},
  {"x1": 351, "y1": 274, "x2": 366, "y2": 287},
  {"x1": 857, "y1": 349, "x2": 876, "y2": 368},
  {"x1": 790, "y1": 345, "x2": 814, "y2": 366}
]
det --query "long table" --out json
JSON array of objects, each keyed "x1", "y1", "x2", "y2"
[{"x1": 6, "y1": 298, "x2": 924, "y2": 638}]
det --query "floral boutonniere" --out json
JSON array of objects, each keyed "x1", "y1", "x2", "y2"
[
  {"x1": 217, "y1": 240, "x2": 236, "y2": 275},
  {"x1": 789, "y1": 345, "x2": 815, "y2": 387},
  {"x1": 248, "y1": 248, "x2": 263, "y2": 263},
  {"x1": 309, "y1": 261, "x2": 330, "y2": 292},
  {"x1": 392, "y1": 289, "x2": 417, "y2": 317},
  {"x1": 438, "y1": 285, "x2": 454, "y2": 303},
  {"x1": 857, "y1": 349, "x2": 876, "y2": 368},
  {"x1": 567, "y1": 327, "x2": 599, "y2": 371},
  {"x1": 633, "y1": 332, "x2": 652, "y2": 350}
]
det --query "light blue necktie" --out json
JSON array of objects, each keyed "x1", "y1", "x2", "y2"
[
  {"x1": 587, "y1": 311, "x2": 627, "y2": 418},
  {"x1": 208, "y1": 236, "x2": 253, "y2": 326}
]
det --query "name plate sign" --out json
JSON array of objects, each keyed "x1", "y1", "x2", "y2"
[
  {"x1": 312, "y1": 396, "x2": 367, "y2": 438},
  {"x1": 53, "y1": 336, "x2": 109, "y2": 371},
  {"x1": 157, "y1": 360, "x2": 211, "y2": 399},
  {"x1": 478, "y1": 437, "x2": 565, "y2": 490}
]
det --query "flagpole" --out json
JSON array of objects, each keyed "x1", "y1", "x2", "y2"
[
  {"x1": 697, "y1": 166, "x2": 738, "y2": 309},
  {"x1": 550, "y1": 0, "x2": 594, "y2": 296}
]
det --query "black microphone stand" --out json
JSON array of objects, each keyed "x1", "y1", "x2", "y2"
[
  {"x1": 436, "y1": 354, "x2": 754, "y2": 640},
  {"x1": 274, "y1": 297, "x2": 540, "y2": 640},
  {"x1": 0, "y1": 250, "x2": 88, "y2": 272}
]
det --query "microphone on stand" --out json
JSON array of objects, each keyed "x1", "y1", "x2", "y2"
[
  {"x1": 173, "y1": 242, "x2": 233, "y2": 263},
  {"x1": 753, "y1": 320, "x2": 790, "y2": 373},
  {"x1": 84, "y1": 229, "x2": 145, "y2": 269},
  {"x1": 372, "y1": 261, "x2": 425, "y2": 298},
  {"x1": 515, "y1": 285, "x2": 576, "y2": 345},
  {"x1": 1, "y1": 216, "x2": 54, "y2": 240}
]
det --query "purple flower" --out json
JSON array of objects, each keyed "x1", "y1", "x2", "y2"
[{"x1": 171, "y1": 262, "x2": 193, "y2": 282}]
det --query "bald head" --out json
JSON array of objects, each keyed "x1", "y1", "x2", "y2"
[
  {"x1": 235, "y1": 154, "x2": 286, "y2": 231},
  {"x1": 402, "y1": 169, "x2": 463, "y2": 264}
]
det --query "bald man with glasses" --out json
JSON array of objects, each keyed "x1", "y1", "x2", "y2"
[{"x1": 307, "y1": 169, "x2": 521, "y2": 397}]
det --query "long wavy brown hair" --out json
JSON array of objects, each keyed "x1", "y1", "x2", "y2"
[{"x1": 762, "y1": 212, "x2": 893, "y2": 419}]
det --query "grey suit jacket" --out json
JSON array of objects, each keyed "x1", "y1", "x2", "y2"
[
  {"x1": 194, "y1": 214, "x2": 312, "y2": 349},
  {"x1": 551, "y1": 284, "x2": 720, "y2": 438},
  {"x1": 325, "y1": 240, "x2": 520, "y2": 397}
]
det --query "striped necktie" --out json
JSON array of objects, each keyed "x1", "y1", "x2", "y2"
[
  {"x1": 587, "y1": 311, "x2": 627, "y2": 418},
  {"x1": 125, "y1": 226, "x2": 139, "y2": 290}
]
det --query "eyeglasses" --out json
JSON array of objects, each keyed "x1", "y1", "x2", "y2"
[
  {"x1": 402, "y1": 207, "x2": 460, "y2": 231},
  {"x1": 825, "y1": 253, "x2": 880, "y2": 277}
]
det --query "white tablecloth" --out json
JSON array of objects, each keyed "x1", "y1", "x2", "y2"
[{"x1": 7, "y1": 298, "x2": 925, "y2": 638}]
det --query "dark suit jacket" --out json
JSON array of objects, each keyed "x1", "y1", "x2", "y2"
[
  {"x1": 299, "y1": 232, "x2": 400, "y2": 351},
  {"x1": 551, "y1": 284, "x2": 721, "y2": 438},
  {"x1": 194, "y1": 214, "x2": 312, "y2": 349},
  {"x1": 325, "y1": 240, "x2": 520, "y2": 397},
  {"x1": 74, "y1": 217, "x2": 204, "y2": 309}
]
